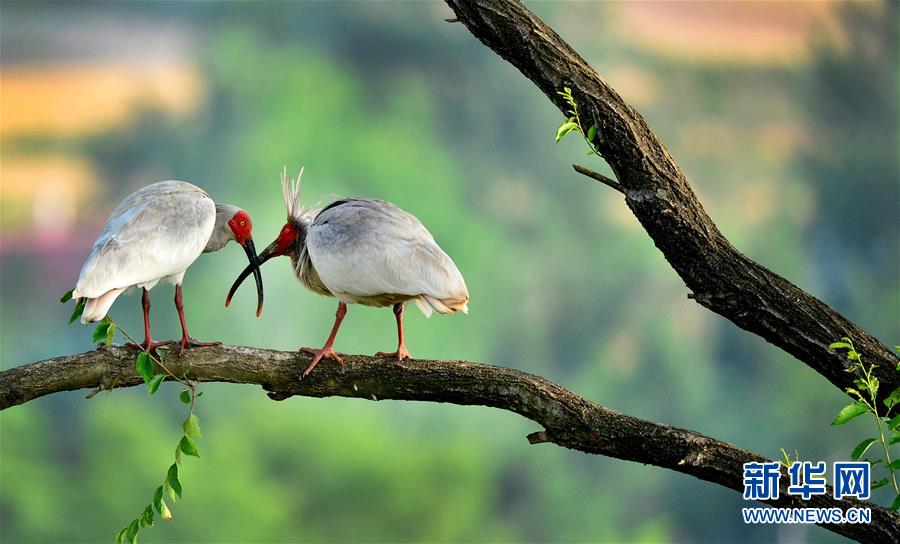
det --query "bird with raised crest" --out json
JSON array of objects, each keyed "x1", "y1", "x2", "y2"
[
  {"x1": 227, "y1": 168, "x2": 469, "y2": 378},
  {"x1": 72, "y1": 180, "x2": 264, "y2": 354}
]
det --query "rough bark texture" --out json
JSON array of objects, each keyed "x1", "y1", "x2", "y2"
[
  {"x1": 1, "y1": 345, "x2": 898, "y2": 542},
  {"x1": 444, "y1": 0, "x2": 899, "y2": 403}
]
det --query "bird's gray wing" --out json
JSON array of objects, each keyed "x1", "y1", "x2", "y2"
[
  {"x1": 74, "y1": 181, "x2": 216, "y2": 298},
  {"x1": 306, "y1": 199, "x2": 468, "y2": 306}
]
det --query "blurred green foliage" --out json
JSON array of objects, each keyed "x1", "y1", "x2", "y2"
[{"x1": 1, "y1": 2, "x2": 897, "y2": 543}]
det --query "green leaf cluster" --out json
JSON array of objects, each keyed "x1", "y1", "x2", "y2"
[
  {"x1": 116, "y1": 380, "x2": 203, "y2": 543},
  {"x1": 135, "y1": 351, "x2": 168, "y2": 396},
  {"x1": 554, "y1": 87, "x2": 600, "y2": 157},
  {"x1": 61, "y1": 288, "x2": 87, "y2": 324},
  {"x1": 829, "y1": 337, "x2": 900, "y2": 510}
]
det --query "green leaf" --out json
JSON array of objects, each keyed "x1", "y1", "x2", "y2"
[
  {"x1": 147, "y1": 373, "x2": 165, "y2": 395},
  {"x1": 164, "y1": 480, "x2": 178, "y2": 502},
  {"x1": 179, "y1": 390, "x2": 191, "y2": 404},
  {"x1": 115, "y1": 527, "x2": 128, "y2": 543},
  {"x1": 106, "y1": 319, "x2": 116, "y2": 346},
  {"x1": 890, "y1": 494, "x2": 900, "y2": 512},
  {"x1": 166, "y1": 464, "x2": 182, "y2": 498},
  {"x1": 848, "y1": 350, "x2": 860, "y2": 361},
  {"x1": 884, "y1": 387, "x2": 900, "y2": 408},
  {"x1": 152, "y1": 486, "x2": 164, "y2": 513},
  {"x1": 890, "y1": 432, "x2": 900, "y2": 446},
  {"x1": 156, "y1": 348, "x2": 168, "y2": 362},
  {"x1": 872, "y1": 477, "x2": 889, "y2": 489},
  {"x1": 126, "y1": 518, "x2": 139, "y2": 544},
  {"x1": 174, "y1": 444, "x2": 182, "y2": 465},
  {"x1": 832, "y1": 401, "x2": 869, "y2": 425},
  {"x1": 851, "y1": 438, "x2": 877, "y2": 460},
  {"x1": 889, "y1": 414, "x2": 900, "y2": 430},
  {"x1": 140, "y1": 504, "x2": 154, "y2": 528},
  {"x1": 159, "y1": 499, "x2": 172, "y2": 521},
  {"x1": 829, "y1": 341, "x2": 851, "y2": 350},
  {"x1": 135, "y1": 353, "x2": 153, "y2": 383},
  {"x1": 555, "y1": 122, "x2": 579, "y2": 143},
  {"x1": 888, "y1": 459, "x2": 900, "y2": 470},
  {"x1": 183, "y1": 414, "x2": 202, "y2": 440},
  {"x1": 91, "y1": 319, "x2": 111, "y2": 345},
  {"x1": 60, "y1": 289, "x2": 73, "y2": 304},
  {"x1": 586, "y1": 125, "x2": 597, "y2": 142},
  {"x1": 179, "y1": 435, "x2": 200, "y2": 458},
  {"x1": 68, "y1": 297, "x2": 85, "y2": 324},
  {"x1": 871, "y1": 377, "x2": 879, "y2": 396}
]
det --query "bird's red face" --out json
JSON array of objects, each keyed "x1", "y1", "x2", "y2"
[
  {"x1": 271, "y1": 222, "x2": 297, "y2": 257},
  {"x1": 224, "y1": 209, "x2": 263, "y2": 316},
  {"x1": 227, "y1": 210, "x2": 253, "y2": 245}
]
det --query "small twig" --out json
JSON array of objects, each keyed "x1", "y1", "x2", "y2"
[
  {"x1": 445, "y1": 17, "x2": 460, "y2": 23},
  {"x1": 572, "y1": 164, "x2": 623, "y2": 194},
  {"x1": 527, "y1": 431, "x2": 550, "y2": 444}
]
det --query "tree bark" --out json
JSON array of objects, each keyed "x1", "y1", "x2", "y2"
[
  {"x1": 1, "y1": 345, "x2": 897, "y2": 542},
  {"x1": 443, "y1": 0, "x2": 899, "y2": 403}
]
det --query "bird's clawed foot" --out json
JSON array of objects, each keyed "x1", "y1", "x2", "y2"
[
  {"x1": 177, "y1": 337, "x2": 221, "y2": 356},
  {"x1": 126, "y1": 339, "x2": 175, "y2": 352},
  {"x1": 375, "y1": 344, "x2": 412, "y2": 361},
  {"x1": 299, "y1": 346, "x2": 343, "y2": 378}
]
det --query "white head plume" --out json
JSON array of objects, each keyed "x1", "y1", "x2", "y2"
[{"x1": 281, "y1": 166, "x2": 305, "y2": 221}]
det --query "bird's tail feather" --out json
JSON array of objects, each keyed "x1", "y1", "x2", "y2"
[
  {"x1": 80, "y1": 288, "x2": 126, "y2": 324},
  {"x1": 414, "y1": 295, "x2": 469, "y2": 319}
]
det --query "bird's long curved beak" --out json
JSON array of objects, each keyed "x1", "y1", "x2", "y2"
[
  {"x1": 226, "y1": 238, "x2": 278, "y2": 316},
  {"x1": 233, "y1": 237, "x2": 264, "y2": 317}
]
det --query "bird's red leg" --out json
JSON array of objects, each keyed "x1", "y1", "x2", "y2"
[
  {"x1": 126, "y1": 288, "x2": 173, "y2": 351},
  {"x1": 300, "y1": 301, "x2": 347, "y2": 377},
  {"x1": 376, "y1": 303, "x2": 411, "y2": 360},
  {"x1": 174, "y1": 284, "x2": 220, "y2": 356}
]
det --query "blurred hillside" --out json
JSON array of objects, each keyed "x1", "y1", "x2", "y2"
[{"x1": 1, "y1": 2, "x2": 897, "y2": 543}]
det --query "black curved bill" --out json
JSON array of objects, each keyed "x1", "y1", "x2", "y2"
[
  {"x1": 231, "y1": 238, "x2": 264, "y2": 317},
  {"x1": 226, "y1": 239, "x2": 277, "y2": 316}
]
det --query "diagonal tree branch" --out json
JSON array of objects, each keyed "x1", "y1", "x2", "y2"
[
  {"x1": 444, "y1": 0, "x2": 899, "y2": 403},
  {"x1": 0, "y1": 345, "x2": 897, "y2": 542}
]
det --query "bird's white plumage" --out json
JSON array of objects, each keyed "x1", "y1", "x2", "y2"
[
  {"x1": 305, "y1": 198, "x2": 468, "y2": 317},
  {"x1": 73, "y1": 181, "x2": 216, "y2": 321}
]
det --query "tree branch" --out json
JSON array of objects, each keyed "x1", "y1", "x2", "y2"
[
  {"x1": 444, "y1": 0, "x2": 899, "y2": 403},
  {"x1": 1, "y1": 345, "x2": 897, "y2": 542},
  {"x1": 572, "y1": 164, "x2": 623, "y2": 193}
]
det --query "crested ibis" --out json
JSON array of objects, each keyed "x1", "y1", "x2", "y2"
[
  {"x1": 73, "y1": 180, "x2": 263, "y2": 354},
  {"x1": 227, "y1": 169, "x2": 468, "y2": 378}
]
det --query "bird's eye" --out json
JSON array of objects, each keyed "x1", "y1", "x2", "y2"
[
  {"x1": 240, "y1": 220, "x2": 246, "y2": 227},
  {"x1": 283, "y1": 227, "x2": 289, "y2": 234}
]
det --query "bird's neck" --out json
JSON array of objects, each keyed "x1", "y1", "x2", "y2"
[
  {"x1": 289, "y1": 217, "x2": 309, "y2": 258},
  {"x1": 203, "y1": 218, "x2": 233, "y2": 253}
]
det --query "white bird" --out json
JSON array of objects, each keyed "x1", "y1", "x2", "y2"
[
  {"x1": 73, "y1": 180, "x2": 263, "y2": 353},
  {"x1": 227, "y1": 169, "x2": 469, "y2": 377}
]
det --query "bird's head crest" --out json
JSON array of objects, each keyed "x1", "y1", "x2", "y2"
[{"x1": 281, "y1": 166, "x2": 305, "y2": 222}]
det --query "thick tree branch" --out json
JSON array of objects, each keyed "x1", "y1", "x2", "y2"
[
  {"x1": 1, "y1": 346, "x2": 897, "y2": 542},
  {"x1": 444, "y1": 0, "x2": 899, "y2": 402}
]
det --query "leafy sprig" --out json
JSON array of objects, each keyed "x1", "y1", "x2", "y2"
[
  {"x1": 830, "y1": 337, "x2": 900, "y2": 510},
  {"x1": 779, "y1": 448, "x2": 799, "y2": 469},
  {"x1": 555, "y1": 87, "x2": 601, "y2": 157},
  {"x1": 61, "y1": 289, "x2": 204, "y2": 542}
]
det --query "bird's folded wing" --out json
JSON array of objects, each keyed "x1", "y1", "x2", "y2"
[{"x1": 74, "y1": 183, "x2": 215, "y2": 298}]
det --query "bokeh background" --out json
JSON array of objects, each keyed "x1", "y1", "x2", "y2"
[{"x1": 1, "y1": 1, "x2": 898, "y2": 542}]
